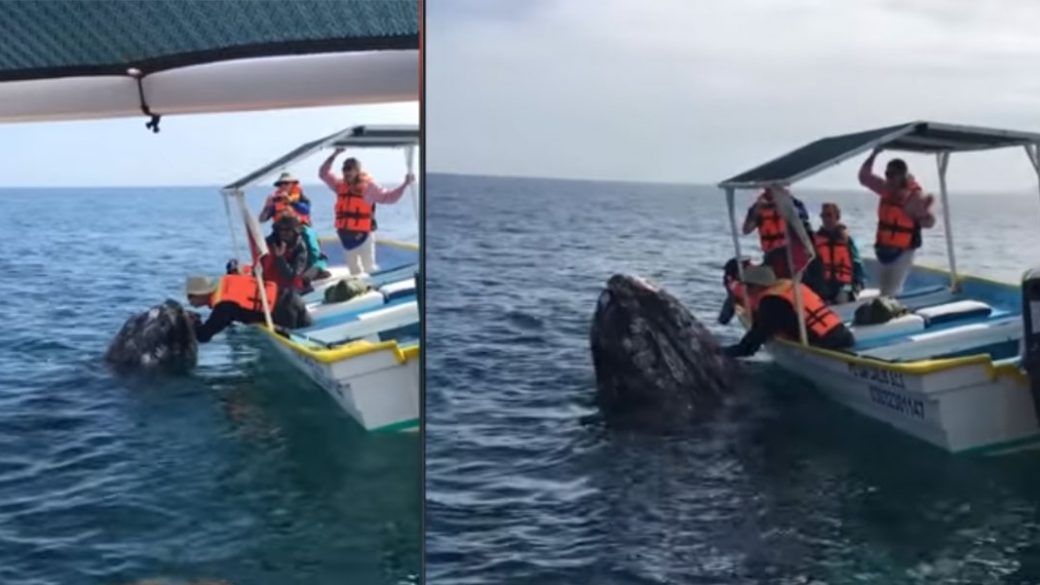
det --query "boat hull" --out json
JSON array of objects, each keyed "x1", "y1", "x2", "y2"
[
  {"x1": 766, "y1": 340, "x2": 1039, "y2": 454},
  {"x1": 251, "y1": 238, "x2": 420, "y2": 432},
  {"x1": 264, "y1": 331, "x2": 420, "y2": 432},
  {"x1": 735, "y1": 260, "x2": 1040, "y2": 455}
]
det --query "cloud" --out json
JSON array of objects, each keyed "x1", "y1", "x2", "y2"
[{"x1": 428, "y1": 0, "x2": 1040, "y2": 192}]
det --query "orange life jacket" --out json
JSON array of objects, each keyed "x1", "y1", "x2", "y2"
[
  {"x1": 270, "y1": 186, "x2": 311, "y2": 225},
  {"x1": 754, "y1": 192, "x2": 787, "y2": 253},
  {"x1": 335, "y1": 174, "x2": 374, "y2": 233},
  {"x1": 875, "y1": 179, "x2": 922, "y2": 250},
  {"x1": 813, "y1": 228, "x2": 854, "y2": 285},
  {"x1": 760, "y1": 279, "x2": 844, "y2": 339},
  {"x1": 210, "y1": 274, "x2": 279, "y2": 313}
]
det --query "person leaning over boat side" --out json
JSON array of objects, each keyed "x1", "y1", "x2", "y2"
[
  {"x1": 721, "y1": 265, "x2": 854, "y2": 358},
  {"x1": 184, "y1": 273, "x2": 311, "y2": 343},
  {"x1": 813, "y1": 202, "x2": 866, "y2": 304},
  {"x1": 319, "y1": 148, "x2": 415, "y2": 275},
  {"x1": 262, "y1": 214, "x2": 311, "y2": 294},
  {"x1": 859, "y1": 148, "x2": 936, "y2": 297}
]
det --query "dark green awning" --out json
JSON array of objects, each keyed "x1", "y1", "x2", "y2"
[
  {"x1": 223, "y1": 124, "x2": 418, "y2": 190},
  {"x1": 0, "y1": 0, "x2": 418, "y2": 82},
  {"x1": 719, "y1": 121, "x2": 1040, "y2": 189}
]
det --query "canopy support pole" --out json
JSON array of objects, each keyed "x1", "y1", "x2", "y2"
[
  {"x1": 725, "y1": 187, "x2": 752, "y2": 326},
  {"x1": 233, "y1": 190, "x2": 274, "y2": 331},
  {"x1": 936, "y1": 152, "x2": 958, "y2": 292},
  {"x1": 773, "y1": 185, "x2": 809, "y2": 347},
  {"x1": 405, "y1": 145, "x2": 419, "y2": 221},
  {"x1": 221, "y1": 189, "x2": 244, "y2": 265},
  {"x1": 1025, "y1": 144, "x2": 1040, "y2": 209}
]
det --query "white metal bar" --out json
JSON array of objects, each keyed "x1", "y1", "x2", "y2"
[
  {"x1": 221, "y1": 189, "x2": 244, "y2": 264},
  {"x1": 724, "y1": 187, "x2": 752, "y2": 325},
  {"x1": 234, "y1": 191, "x2": 274, "y2": 330},
  {"x1": 1025, "y1": 144, "x2": 1040, "y2": 209},
  {"x1": 936, "y1": 152, "x2": 958, "y2": 291},
  {"x1": 773, "y1": 186, "x2": 809, "y2": 346},
  {"x1": 405, "y1": 144, "x2": 418, "y2": 220}
]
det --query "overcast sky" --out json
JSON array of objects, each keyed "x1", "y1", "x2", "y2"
[
  {"x1": 0, "y1": 101, "x2": 419, "y2": 188},
  {"x1": 428, "y1": 0, "x2": 1040, "y2": 192}
]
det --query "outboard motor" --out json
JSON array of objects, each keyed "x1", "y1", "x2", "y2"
[{"x1": 1021, "y1": 267, "x2": 1040, "y2": 418}]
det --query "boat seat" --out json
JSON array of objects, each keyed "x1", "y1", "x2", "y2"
[
  {"x1": 380, "y1": 279, "x2": 417, "y2": 303},
  {"x1": 297, "y1": 301, "x2": 419, "y2": 346},
  {"x1": 915, "y1": 300, "x2": 993, "y2": 326},
  {"x1": 850, "y1": 314, "x2": 926, "y2": 344}
]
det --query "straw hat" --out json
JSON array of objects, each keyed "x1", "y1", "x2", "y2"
[
  {"x1": 741, "y1": 265, "x2": 778, "y2": 287},
  {"x1": 185, "y1": 276, "x2": 216, "y2": 296},
  {"x1": 273, "y1": 172, "x2": 299, "y2": 186}
]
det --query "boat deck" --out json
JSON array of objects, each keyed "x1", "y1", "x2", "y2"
[
  {"x1": 286, "y1": 239, "x2": 420, "y2": 352},
  {"x1": 832, "y1": 260, "x2": 1022, "y2": 364}
]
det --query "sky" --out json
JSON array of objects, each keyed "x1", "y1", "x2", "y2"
[
  {"x1": 427, "y1": 0, "x2": 1040, "y2": 193},
  {"x1": 0, "y1": 101, "x2": 419, "y2": 188}
]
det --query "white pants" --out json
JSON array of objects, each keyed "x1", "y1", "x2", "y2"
[
  {"x1": 878, "y1": 249, "x2": 915, "y2": 297},
  {"x1": 346, "y1": 233, "x2": 377, "y2": 275}
]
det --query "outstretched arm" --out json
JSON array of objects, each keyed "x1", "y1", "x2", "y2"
[
  {"x1": 858, "y1": 149, "x2": 887, "y2": 195},
  {"x1": 742, "y1": 204, "x2": 758, "y2": 235},
  {"x1": 364, "y1": 174, "x2": 416, "y2": 204},
  {"x1": 319, "y1": 148, "x2": 344, "y2": 191}
]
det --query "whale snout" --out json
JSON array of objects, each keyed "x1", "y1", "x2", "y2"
[{"x1": 589, "y1": 273, "x2": 733, "y2": 427}]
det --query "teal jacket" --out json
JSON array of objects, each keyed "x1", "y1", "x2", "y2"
[{"x1": 301, "y1": 226, "x2": 328, "y2": 271}]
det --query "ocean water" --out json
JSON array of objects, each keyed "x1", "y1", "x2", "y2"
[
  {"x1": 425, "y1": 172, "x2": 1040, "y2": 585},
  {"x1": 0, "y1": 184, "x2": 420, "y2": 585}
]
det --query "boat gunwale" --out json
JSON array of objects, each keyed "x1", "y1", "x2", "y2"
[{"x1": 734, "y1": 261, "x2": 1028, "y2": 384}]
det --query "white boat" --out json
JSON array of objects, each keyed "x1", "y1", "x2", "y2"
[
  {"x1": 718, "y1": 121, "x2": 1040, "y2": 455},
  {"x1": 0, "y1": 3, "x2": 420, "y2": 432},
  {"x1": 221, "y1": 124, "x2": 421, "y2": 432}
]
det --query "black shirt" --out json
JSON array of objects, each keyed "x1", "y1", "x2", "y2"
[
  {"x1": 726, "y1": 296, "x2": 853, "y2": 357},
  {"x1": 195, "y1": 301, "x2": 263, "y2": 343}
]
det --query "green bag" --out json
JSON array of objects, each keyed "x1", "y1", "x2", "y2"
[
  {"x1": 323, "y1": 278, "x2": 372, "y2": 304},
  {"x1": 854, "y1": 296, "x2": 909, "y2": 326}
]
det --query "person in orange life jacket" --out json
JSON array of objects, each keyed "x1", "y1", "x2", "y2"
[
  {"x1": 742, "y1": 188, "x2": 812, "y2": 255},
  {"x1": 263, "y1": 214, "x2": 311, "y2": 294},
  {"x1": 184, "y1": 273, "x2": 311, "y2": 343},
  {"x1": 859, "y1": 148, "x2": 936, "y2": 297},
  {"x1": 260, "y1": 173, "x2": 331, "y2": 280},
  {"x1": 319, "y1": 148, "x2": 415, "y2": 275},
  {"x1": 720, "y1": 265, "x2": 855, "y2": 358},
  {"x1": 742, "y1": 188, "x2": 828, "y2": 296},
  {"x1": 813, "y1": 202, "x2": 866, "y2": 304},
  {"x1": 259, "y1": 172, "x2": 311, "y2": 225}
]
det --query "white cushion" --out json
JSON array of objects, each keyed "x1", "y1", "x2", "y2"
[{"x1": 851, "y1": 314, "x2": 926, "y2": 343}]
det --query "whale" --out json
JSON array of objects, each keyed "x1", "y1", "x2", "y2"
[
  {"x1": 589, "y1": 274, "x2": 733, "y2": 427},
  {"x1": 105, "y1": 299, "x2": 199, "y2": 372}
]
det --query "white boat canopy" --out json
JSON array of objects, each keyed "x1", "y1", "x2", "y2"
[
  {"x1": 716, "y1": 120, "x2": 1040, "y2": 345},
  {"x1": 223, "y1": 124, "x2": 420, "y2": 191},
  {"x1": 719, "y1": 121, "x2": 1040, "y2": 189},
  {"x1": 0, "y1": 0, "x2": 418, "y2": 126}
]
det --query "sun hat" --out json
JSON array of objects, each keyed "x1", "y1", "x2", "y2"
[
  {"x1": 741, "y1": 265, "x2": 778, "y2": 287},
  {"x1": 185, "y1": 276, "x2": 216, "y2": 296},
  {"x1": 273, "y1": 171, "x2": 299, "y2": 186}
]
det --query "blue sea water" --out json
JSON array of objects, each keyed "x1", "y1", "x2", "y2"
[
  {"x1": 425, "y1": 172, "x2": 1040, "y2": 585},
  {"x1": 0, "y1": 184, "x2": 420, "y2": 585}
]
